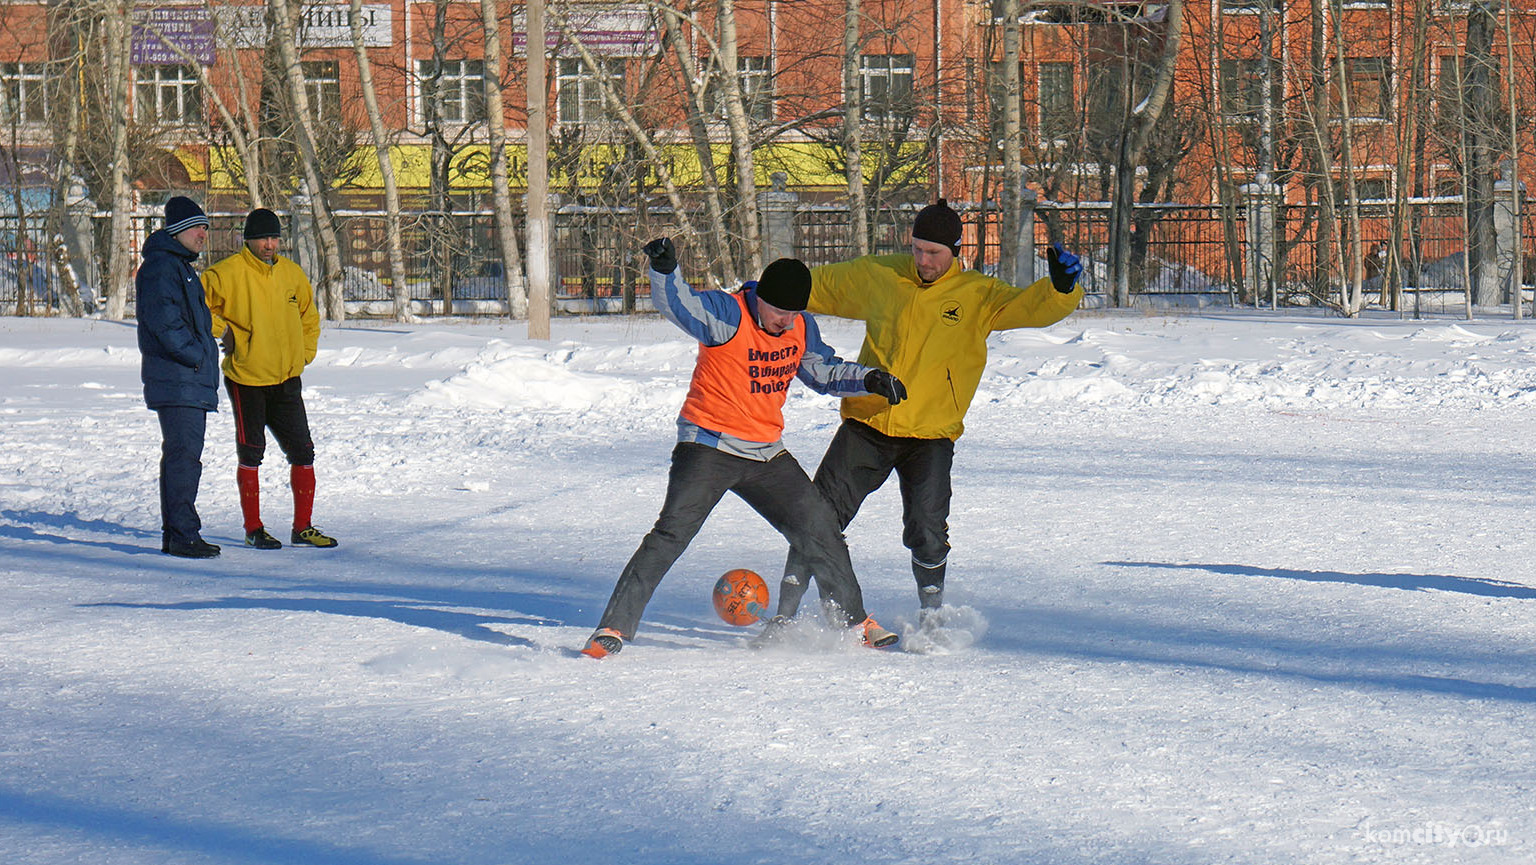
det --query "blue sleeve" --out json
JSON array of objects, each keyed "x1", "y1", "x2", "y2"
[
  {"x1": 795, "y1": 313, "x2": 873, "y2": 396},
  {"x1": 136, "y1": 261, "x2": 205, "y2": 369},
  {"x1": 651, "y1": 266, "x2": 741, "y2": 346}
]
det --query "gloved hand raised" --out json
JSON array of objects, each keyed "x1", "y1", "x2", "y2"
[
  {"x1": 1047, "y1": 243, "x2": 1082, "y2": 294},
  {"x1": 864, "y1": 369, "x2": 907, "y2": 405},
  {"x1": 643, "y1": 237, "x2": 677, "y2": 275}
]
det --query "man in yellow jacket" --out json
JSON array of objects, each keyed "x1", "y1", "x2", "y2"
[
  {"x1": 768, "y1": 199, "x2": 1081, "y2": 627},
  {"x1": 203, "y1": 208, "x2": 338, "y2": 550}
]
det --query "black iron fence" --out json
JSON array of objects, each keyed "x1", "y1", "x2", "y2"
[{"x1": 1, "y1": 200, "x2": 1529, "y2": 316}]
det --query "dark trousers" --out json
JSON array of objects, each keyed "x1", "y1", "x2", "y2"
[
  {"x1": 226, "y1": 377, "x2": 315, "y2": 466},
  {"x1": 157, "y1": 406, "x2": 209, "y2": 544},
  {"x1": 596, "y1": 443, "x2": 869, "y2": 639},
  {"x1": 778, "y1": 419, "x2": 954, "y2": 614}
]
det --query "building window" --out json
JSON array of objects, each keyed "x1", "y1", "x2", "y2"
[
  {"x1": 0, "y1": 62, "x2": 47, "y2": 125},
  {"x1": 1038, "y1": 61, "x2": 1076, "y2": 141},
  {"x1": 135, "y1": 64, "x2": 202, "y2": 125},
  {"x1": 860, "y1": 53, "x2": 914, "y2": 122},
  {"x1": 1436, "y1": 55, "x2": 1500, "y2": 122},
  {"x1": 557, "y1": 57, "x2": 624, "y2": 125},
  {"x1": 1220, "y1": 58, "x2": 1281, "y2": 121},
  {"x1": 418, "y1": 59, "x2": 485, "y2": 125},
  {"x1": 1333, "y1": 57, "x2": 1390, "y2": 120},
  {"x1": 303, "y1": 60, "x2": 342, "y2": 122},
  {"x1": 705, "y1": 56, "x2": 772, "y2": 121}
]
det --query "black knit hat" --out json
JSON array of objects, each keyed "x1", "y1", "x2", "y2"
[
  {"x1": 912, "y1": 198, "x2": 963, "y2": 253},
  {"x1": 243, "y1": 208, "x2": 282, "y2": 240},
  {"x1": 754, "y1": 258, "x2": 812, "y2": 311},
  {"x1": 164, "y1": 196, "x2": 209, "y2": 236}
]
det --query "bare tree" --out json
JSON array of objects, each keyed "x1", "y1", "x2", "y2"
[
  {"x1": 104, "y1": 0, "x2": 134, "y2": 321},
  {"x1": 840, "y1": 0, "x2": 868, "y2": 256},
  {"x1": 481, "y1": 0, "x2": 529, "y2": 317},
  {"x1": 349, "y1": 0, "x2": 411, "y2": 321},
  {"x1": 268, "y1": 0, "x2": 346, "y2": 321}
]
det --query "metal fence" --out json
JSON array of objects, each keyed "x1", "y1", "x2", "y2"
[{"x1": 1, "y1": 201, "x2": 1529, "y2": 316}]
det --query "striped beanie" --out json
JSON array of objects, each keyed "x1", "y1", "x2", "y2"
[{"x1": 164, "y1": 196, "x2": 209, "y2": 236}]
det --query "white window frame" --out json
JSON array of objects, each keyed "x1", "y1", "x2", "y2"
[
  {"x1": 557, "y1": 57, "x2": 624, "y2": 125},
  {"x1": 417, "y1": 59, "x2": 485, "y2": 125},
  {"x1": 0, "y1": 62, "x2": 48, "y2": 126},
  {"x1": 859, "y1": 53, "x2": 914, "y2": 122},
  {"x1": 134, "y1": 64, "x2": 202, "y2": 125},
  {"x1": 303, "y1": 60, "x2": 342, "y2": 123}
]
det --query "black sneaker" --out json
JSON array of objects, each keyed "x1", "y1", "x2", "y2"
[
  {"x1": 581, "y1": 628, "x2": 624, "y2": 659},
  {"x1": 245, "y1": 527, "x2": 283, "y2": 550},
  {"x1": 291, "y1": 525, "x2": 339, "y2": 548},
  {"x1": 165, "y1": 537, "x2": 221, "y2": 559},
  {"x1": 748, "y1": 615, "x2": 793, "y2": 650}
]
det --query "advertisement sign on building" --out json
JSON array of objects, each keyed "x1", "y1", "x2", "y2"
[
  {"x1": 131, "y1": 7, "x2": 216, "y2": 65},
  {"x1": 512, "y1": 6, "x2": 659, "y2": 57},
  {"x1": 217, "y1": 4, "x2": 393, "y2": 49}
]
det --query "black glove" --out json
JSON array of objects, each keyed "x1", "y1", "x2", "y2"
[
  {"x1": 864, "y1": 369, "x2": 907, "y2": 405},
  {"x1": 1047, "y1": 242, "x2": 1082, "y2": 294},
  {"x1": 643, "y1": 237, "x2": 677, "y2": 275}
]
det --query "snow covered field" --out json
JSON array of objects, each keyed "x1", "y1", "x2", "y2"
[{"x1": 2, "y1": 309, "x2": 1534, "y2": 865}]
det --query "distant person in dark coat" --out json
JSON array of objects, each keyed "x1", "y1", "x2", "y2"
[{"x1": 135, "y1": 196, "x2": 221, "y2": 558}]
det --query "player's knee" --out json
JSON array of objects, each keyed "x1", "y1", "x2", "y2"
[
  {"x1": 236, "y1": 444, "x2": 265, "y2": 466},
  {"x1": 285, "y1": 445, "x2": 315, "y2": 466}
]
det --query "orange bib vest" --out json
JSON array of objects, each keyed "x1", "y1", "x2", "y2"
[{"x1": 679, "y1": 292, "x2": 805, "y2": 443}]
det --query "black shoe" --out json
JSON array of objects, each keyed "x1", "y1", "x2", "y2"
[
  {"x1": 245, "y1": 527, "x2": 283, "y2": 550},
  {"x1": 291, "y1": 525, "x2": 339, "y2": 548},
  {"x1": 165, "y1": 537, "x2": 221, "y2": 558},
  {"x1": 749, "y1": 615, "x2": 793, "y2": 650}
]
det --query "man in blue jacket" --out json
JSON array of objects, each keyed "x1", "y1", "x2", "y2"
[{"x1": 136, "y1": 196, "x2": 221, "y2": 558}]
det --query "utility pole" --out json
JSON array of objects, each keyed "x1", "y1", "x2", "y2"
[{"x1": 527, "y1": 0, "x2": 551, "y2": 340}]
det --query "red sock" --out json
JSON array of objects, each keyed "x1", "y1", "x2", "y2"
[
  {"x1": 237, "y1": 465, "x2": 262, "y2": 533},
  {"x1": 291, "y1": 464, "x2": 316, "y2": 530}
]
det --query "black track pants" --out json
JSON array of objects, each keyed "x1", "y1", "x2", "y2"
[
  {"x1": 596, "y1": 443, "x2": 869, "y2": 639},
  {"x1": 776, "y1": 419, "x2": 954, "y2": 617}
]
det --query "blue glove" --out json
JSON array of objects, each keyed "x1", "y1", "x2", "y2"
[
  {"x1": 864, "y1": 370, "x2": 907, "y2": 405},
  {"x1": 643, "y1": 237, "x2": 677, "y2": 275},
  {"x1": 1047, "y1": 243, "x2": 1081, "y2": 294}
]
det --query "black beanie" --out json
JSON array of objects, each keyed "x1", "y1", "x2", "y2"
[
  {"x1": 243, "y1": 208, "x2": 282, "y2": 240},
  {"x1": 164, "y1": 196, "x2": 209, "y2": 236},
  {"x1": 912, "y1": 198, "x2": 963, "y2": 253},
  {"x1": 754, "y1": 258, "x2": 812, "y2": 311}
]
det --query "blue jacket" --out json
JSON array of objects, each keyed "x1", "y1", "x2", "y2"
[{"x1": 136, "y1": 230, "x2": 219, "y2": 411}]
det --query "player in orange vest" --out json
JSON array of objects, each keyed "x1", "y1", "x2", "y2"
[{"x1": 581, "y1": 238, "x2": 908, "y2": 658}]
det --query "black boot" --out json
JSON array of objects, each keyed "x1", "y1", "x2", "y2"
[{"x1": 914, "y1": 559, "x2": 945, "y2": 621}]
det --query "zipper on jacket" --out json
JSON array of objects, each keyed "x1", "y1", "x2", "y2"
[{"x1": 946, "y1": 369, "x2": 959, "y2": 410}]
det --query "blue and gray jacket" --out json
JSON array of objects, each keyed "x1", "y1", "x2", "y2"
[{"x1": 653, "y1": 265, "x2": 876, "y2": 461}]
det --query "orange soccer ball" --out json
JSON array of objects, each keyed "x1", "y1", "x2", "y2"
[{"x1": 712, "y1": 568, "x2": 770, "y2": 626}]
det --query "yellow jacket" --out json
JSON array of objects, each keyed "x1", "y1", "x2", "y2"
[
  {"x1": 810, "y1": 254, "x2": 1081, "y2": 440},
  {"x1": 203, "y1": 246, "x2": 319, "y2": 386}
]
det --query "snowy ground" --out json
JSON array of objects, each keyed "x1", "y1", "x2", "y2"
[{"x1": 2, "y1": 309, "x2": 1534, "y2": 865}]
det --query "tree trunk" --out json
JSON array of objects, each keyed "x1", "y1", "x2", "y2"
[
  {"x1": 526, "y1": 0, "x2": 550, "y2": 339},
  {"x1": 715, "y1": 0, "x2": 761, "y2": 275},
  {"x1": 843, "y1": 0, "x2": 867, "y2": 256},
  {"x1": 104, "y1": 0, "x2": 133, "y2": 322},
  {"x1": 270, "y1": 0, "x2": 347, "y2": 322},
  {"x1": 1465, "y1": 1, "x2": 1499, "y2": 308},
  {"x1": 481, "y1": 0, "x2": 529, "y2": 318},
  {"x1": 350, "y1": 0, "x2": 412, "y2": 321},
  {"x1": 661, "y1": 4, "x2": 737, "y2": 286},
  {"x1": 999, "y1": 0, "x2": 1022, "y2": 284},
  {"x1": 1107, "y1": 0, "x2": 1185, "y2": 307}
]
